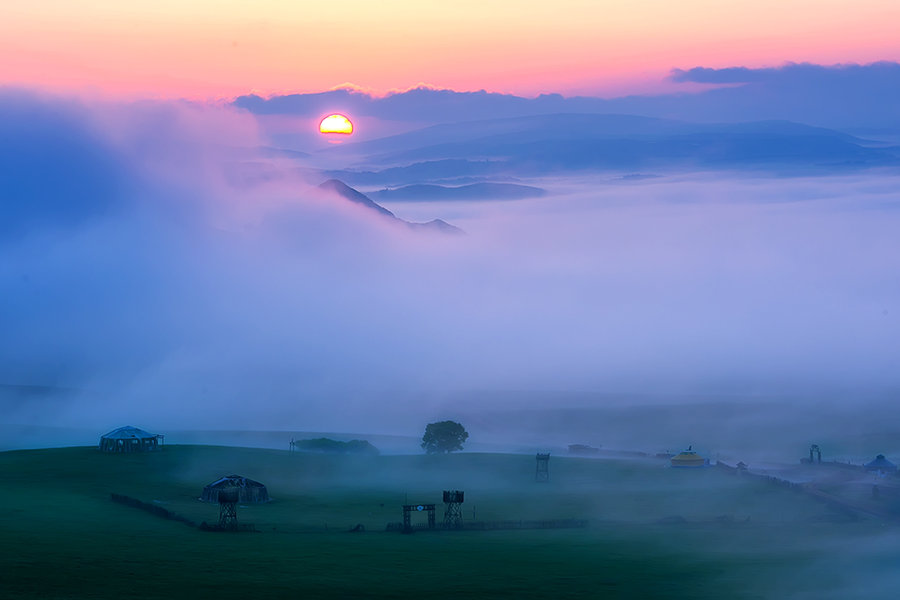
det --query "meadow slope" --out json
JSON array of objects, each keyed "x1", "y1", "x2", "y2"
[{"x1": 0, "y1": 445, "x2": 891, "y2": 599}]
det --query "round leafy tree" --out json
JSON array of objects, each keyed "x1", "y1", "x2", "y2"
[{"x1": 421, "y1": 420, "x2": 469, "y2": 454}]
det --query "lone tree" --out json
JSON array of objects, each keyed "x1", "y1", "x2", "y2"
[{"x1": 421, "y1": 420, "x2": 469, "y2": 454}]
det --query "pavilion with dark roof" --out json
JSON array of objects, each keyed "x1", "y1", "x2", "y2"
[
  {"x1": 864, "y1": 454, "x2": 897, "y2": 473},
  {"x1": 201, "y1": 475, "x2": 270, "y2": 504},
  {"x1": 99, "y1": 426, "x2": 164, "y2": 453}
]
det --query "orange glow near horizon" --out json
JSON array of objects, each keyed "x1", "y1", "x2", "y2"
[
  {"x1": 319, "y1": 114, "x2": 354, "y2": 135},
  {"x1": 0, "y1": 1, "x2": 898, "y2": 99}
]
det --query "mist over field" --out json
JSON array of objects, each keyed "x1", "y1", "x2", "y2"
[
  {"x1": 5, "y1": 0, "x2": 900, "y2": 595},
  {"x1": 3, "y1": 60, "x2": 900, "y2": 600},
  {"x1": 2, "y1": 87, "x2": 899, "y2": 452}
]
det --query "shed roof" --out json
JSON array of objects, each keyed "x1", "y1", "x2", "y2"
[
  {"x1": 101, "y1": 426, "x2": 158, "y2": 440},
  {"x1": 205, "y1": 474, "x2": 266, "y2": 489},
  {"x1": 864, "y1": 454, "x2": 897, "y2": 470}
]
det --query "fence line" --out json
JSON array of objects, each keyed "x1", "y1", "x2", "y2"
[
  {"x1": 110, "y1": 493, "x2": 198, "y2": 528},
  {"x1": 387, "y1": 518, "x2": 589, "y2": 532},
  {"x1": 715, "y1": 461, "x2": 891, "y2": 520}
]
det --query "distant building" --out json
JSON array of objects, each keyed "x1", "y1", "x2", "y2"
[
  {"x1": 864, "y1": 454, "x2": 897, "y2": 473},
  {"x1": 670, "y1": 446, "x2": 709, "y2": 468},
  {"x1": 201, "y1": 474, "x2": 270, "y2": 504},
  {"x1": 99, "y1": 426, "x2": 163, "y2": 453}
]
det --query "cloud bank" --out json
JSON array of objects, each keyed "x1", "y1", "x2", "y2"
[
  {"x1": 234, "y1": 61, "x2": 900, "y2": 135},
  {"x1": 2, "y1": 89, "x2": 899, "y2": 435},
  {"x1": 670, "y1": 61, "x2": 900, "y2": 85}
]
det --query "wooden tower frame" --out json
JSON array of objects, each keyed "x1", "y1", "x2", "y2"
[
  {"x1": 218, "y1": 487, "x2": 239, "y2": 530},
  {"x1": 442, "y1": 490, "x2": 464, "y2": 529}
]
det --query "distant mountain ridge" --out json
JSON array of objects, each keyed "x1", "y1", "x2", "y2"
[
  {"x1": 316, "y1": 179, "x2": 463, "y2": 234},
  {"x1": 318, "y1": 179, "x2": 395, "y2": 218},
  {"x1": 320, "y1": 159, "x2": 501, "y2": 187},
  {"x1": 342, "y1": 114, "x2": 884, "y2": 163},
  {"x1": 313, "y1": 114, "x2": 899, "y2": 184},
  {"x1": 372, "y1": 182, "x2": 546, "y2": 202}
]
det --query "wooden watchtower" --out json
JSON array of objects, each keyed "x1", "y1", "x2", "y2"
[
  {"x1": 218, "y1": 487, "x2": 239, "y2": 530},
  {"x1": 442, "y1": 490, "x2": 464, "y2": 529}
]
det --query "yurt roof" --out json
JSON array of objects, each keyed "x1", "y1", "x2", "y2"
[
  {"x1": 671, "y1": 449, "x2": 706, "y2": 464},
  {"x1": 101, "y1": 426, "x2": 158, "y2": 440},
  {"x1": 865, "y1": 454, "x2": 896, "y2": 469},
  {"x1": 673, "y1": 450, "x2": 701, "y2": 458},
  {"x1": 205, "y1": 474, "x2": 266, "y2": 488}
]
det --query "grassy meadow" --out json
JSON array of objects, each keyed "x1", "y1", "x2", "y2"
[{"x1": 0, "y1": 445, "x2": 894, "y2": 599}]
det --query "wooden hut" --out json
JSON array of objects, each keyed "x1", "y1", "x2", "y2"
[
  {"x1": 201, "y1": 475, "x2": 270, "y2": 503},
  {"x1": 99, "y1": 426, "x2": 163, "y2": 453}
]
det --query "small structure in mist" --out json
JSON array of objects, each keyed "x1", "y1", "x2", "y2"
[
  {"x1": 670, "y1": 446, "x2": 709, "y2": 468},
  {"x1": 535, "y1": 453, "x2": 550, "y2": 482},
  {"x1": 217, "y1": 487, "x2": 239, "y2": 530},
  {"x1": 99, "y1": 426, "x2": 164, "y2": 453},
  {"x1": 201, "y1": 475, "x2": 270, "y2": 504},
  {"x1": 864, "y1": 455, "x2": 897, "y2": 474},
  {"x1": 443, "y1": 490, "x2": 464, "y2": 529},
  {"x1": 402, "y1": 503, "x2": 436, "y2": 532},
  {"x1": 801, "y1": 444, "x2": 823, "y2": 465}
]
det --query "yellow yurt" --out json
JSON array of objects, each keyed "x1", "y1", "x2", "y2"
[{"x1": 670, "y1": 446, "x2": 708, "y2": 468}]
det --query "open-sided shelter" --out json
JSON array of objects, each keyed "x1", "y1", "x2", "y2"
[
  {"x1": 864, "y1": 454, "x2": 897, "y2": 473},
  {"x1": 99, "y1": 426, "x2": 163, "y2": 453},
  {"x1": 201, "y1": 474, "x2": 270, "y2": 503}
]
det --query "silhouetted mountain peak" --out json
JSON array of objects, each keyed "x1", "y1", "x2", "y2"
[
  {"x1": 410, "y1": 219, "x2": 465, "y2": 235},
  {"x1": 372, "y1": 182, "x2": 546, "y2": 202},
  {"x1": 317, "y1": 179, "x2": 395, "y2": 218},
  {"x1": 316, "y1": 179, "x2": 462, "y2": 234}
]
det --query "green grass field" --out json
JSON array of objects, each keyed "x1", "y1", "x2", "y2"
[{"x1": 0, "y1": 445, "x2": 893, "y2": 599}]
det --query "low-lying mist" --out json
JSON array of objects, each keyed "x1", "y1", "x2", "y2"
[{"x1": 2, "y1": 89, "x2": 899, "y2": 457}]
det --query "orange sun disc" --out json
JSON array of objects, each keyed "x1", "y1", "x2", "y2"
[{"x1": 319, "y1": 114, "x2": 353, "y2": 135}]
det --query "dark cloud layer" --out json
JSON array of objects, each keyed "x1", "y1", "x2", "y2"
[
  {"x1": 670, "y1": 61, "x2": 900, "y2": 85},
  {"x1": 234, "y1": 62, "x2": 900, "y2": 133}
]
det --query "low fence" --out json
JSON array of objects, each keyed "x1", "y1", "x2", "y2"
[
  {"x1": 110, "y1": 493, "x2": 197, "y2": 528},
  {"x1": 715, "y1": 461, "x2": 887, "y2": 520},
  {"x1": 387, "y1": 518, "x2": 589, "y2": 532},
  {"x1": 716, "y1": 461, "x2": 807, "y2": 491},
  {"x1": 463, "y1": 518, "x2": 589, "y2": 530},
  {"x1": 198, "y1": 522, "x2": 257, "y2": 532},
  {"x1": 111, "y1": 493, "x2": 258, "y2": 532}
]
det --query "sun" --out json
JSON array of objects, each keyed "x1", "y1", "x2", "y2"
[{"x1": 319, "y1": 114, "x2": 353, "y2": 135}]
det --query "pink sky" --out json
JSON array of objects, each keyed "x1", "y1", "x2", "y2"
[{"x1": 1, "y1": 1, "x2": 898, "y2": 99}]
